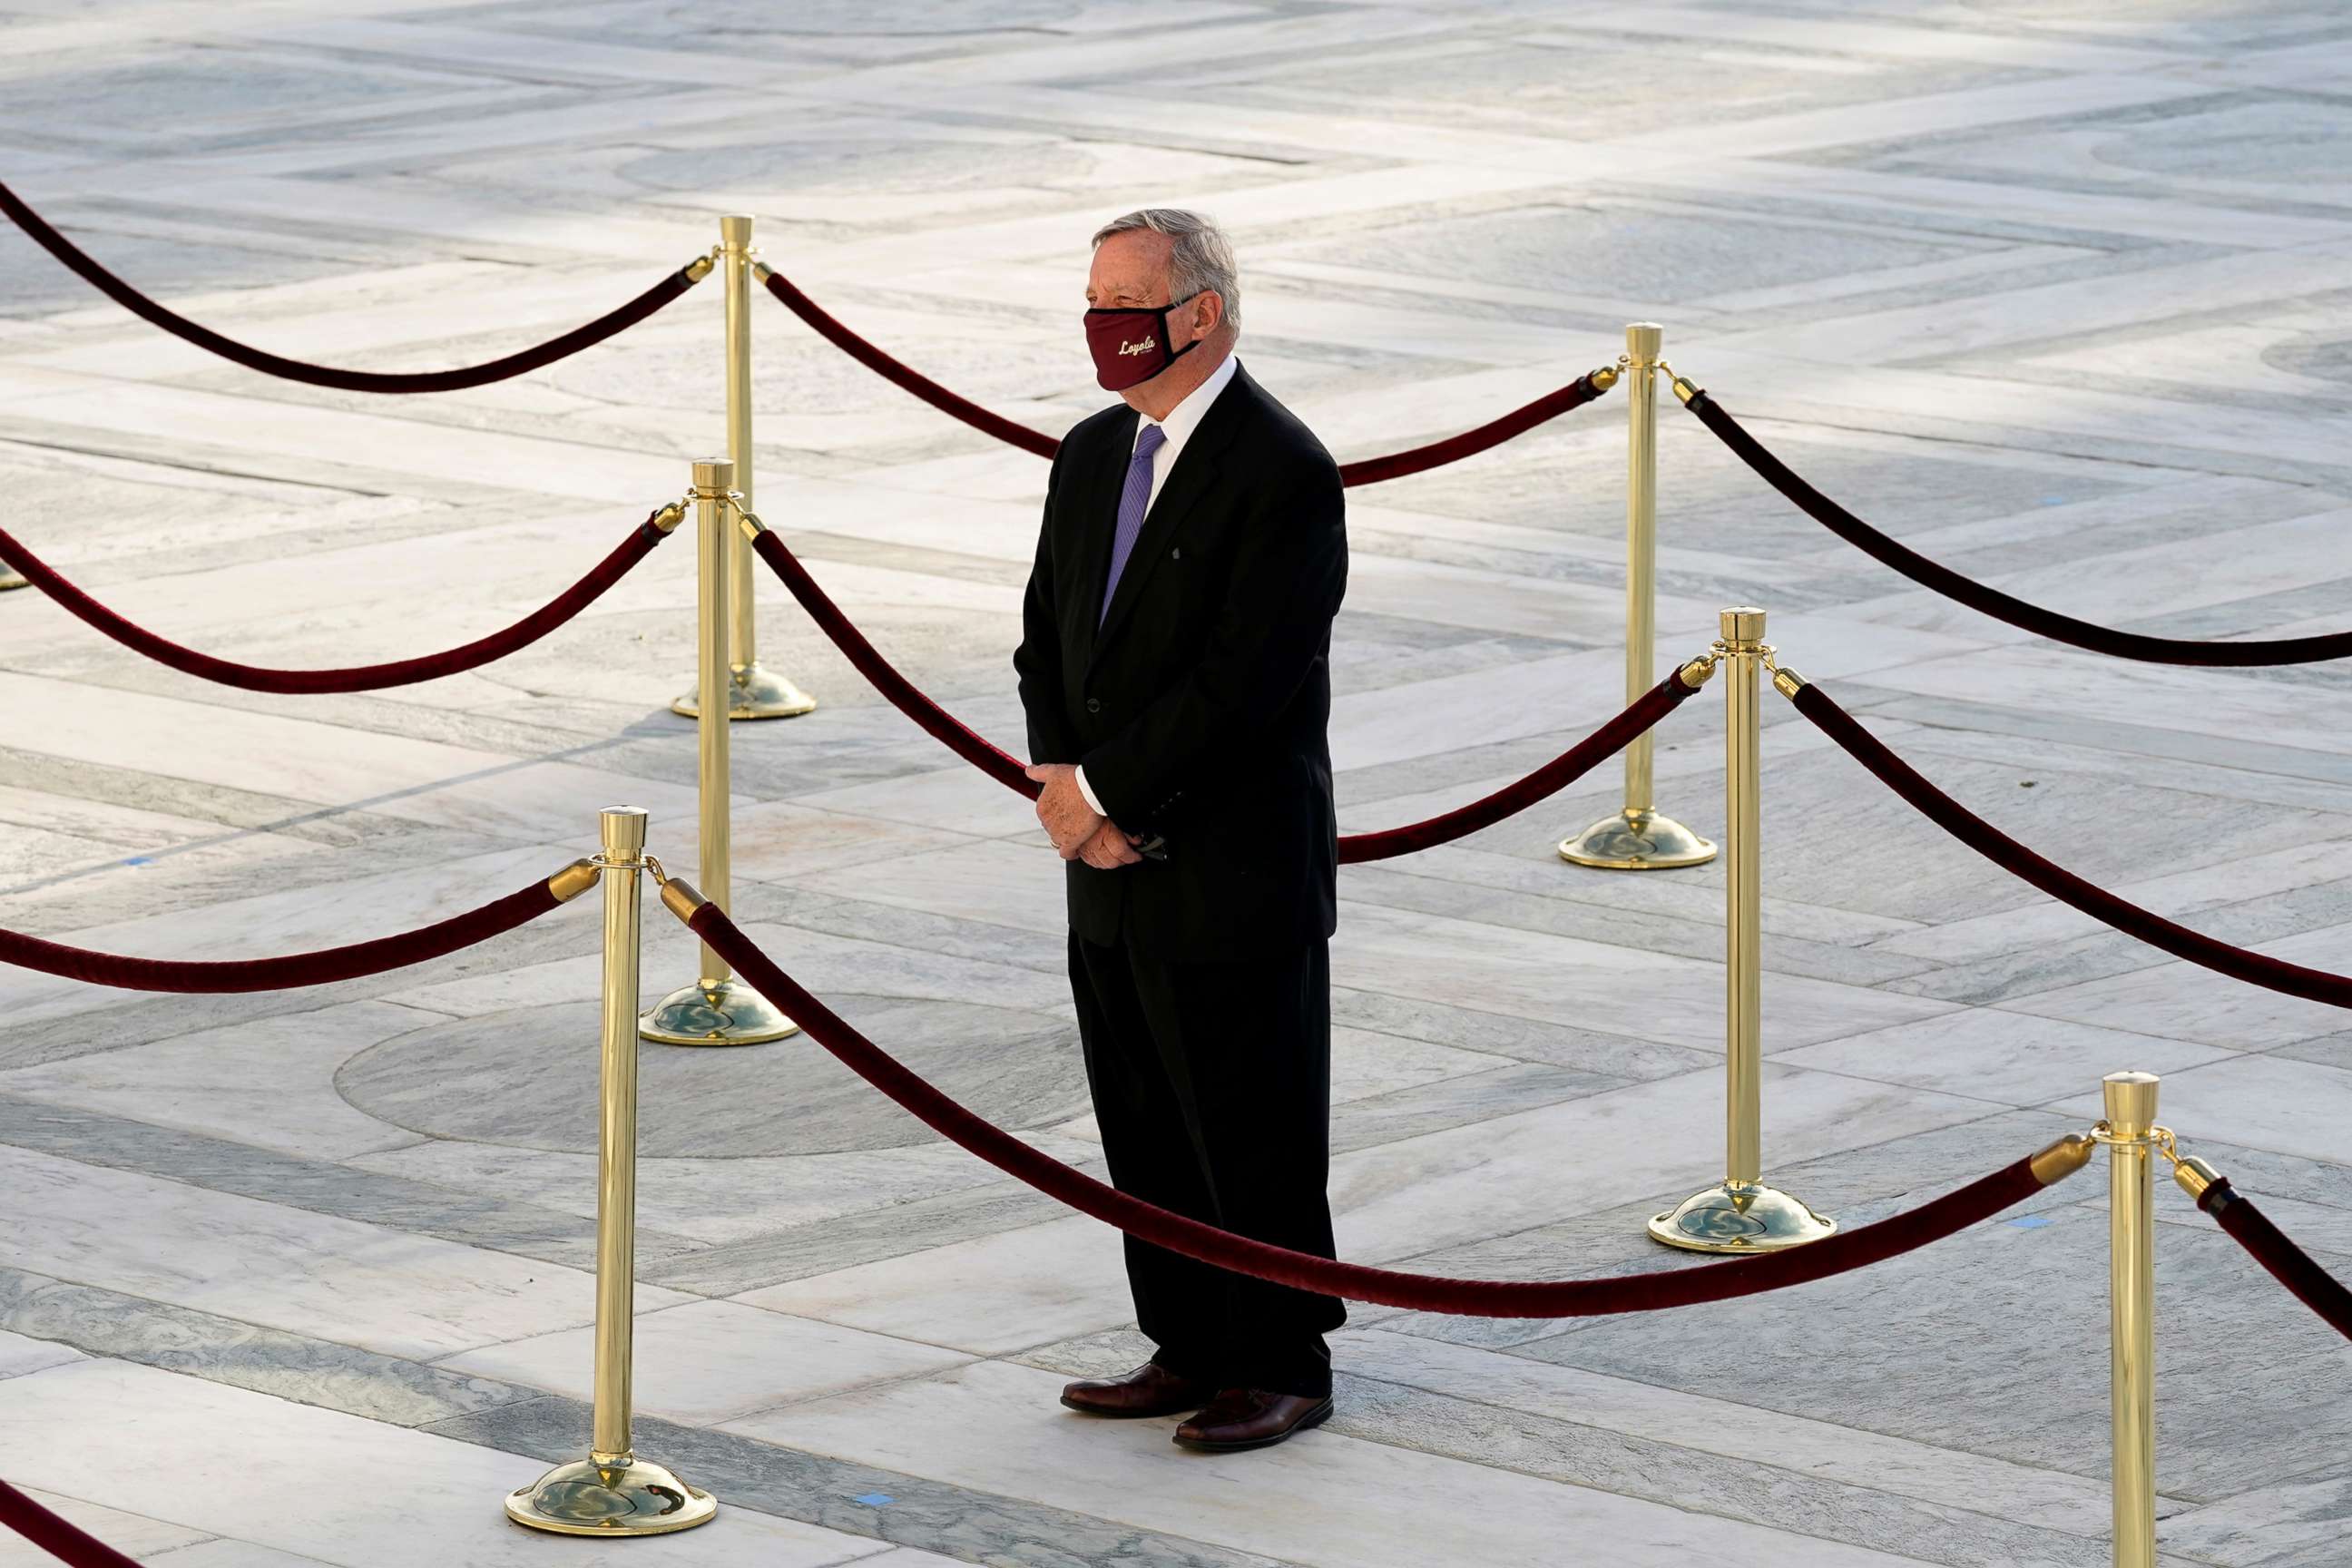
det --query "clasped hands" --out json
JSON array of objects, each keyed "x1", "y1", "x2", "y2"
[{"x1": 1025, "y1": 763, "x2": 1143, "y2": 869}]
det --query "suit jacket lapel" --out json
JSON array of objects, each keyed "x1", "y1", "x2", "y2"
[
  {"x1": 1089, "y1": 369, "x2": 1252, "y2": 668},
  {"x1": 1071, "y1": 410, "x2": 1137, "y2": 674}
]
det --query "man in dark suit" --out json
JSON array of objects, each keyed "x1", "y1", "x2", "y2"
[{"x1": 1014, "y1": 208, "x2": 1348, "y2": 1454}]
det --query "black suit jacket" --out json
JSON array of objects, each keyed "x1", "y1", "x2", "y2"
[{"x1": 1014, "y1": 363, "x2": 1348, "y2": 964}]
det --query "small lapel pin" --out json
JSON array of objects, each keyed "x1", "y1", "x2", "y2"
[{"x1": 1171, "y1": 546, "x2": 1182, "y2": 560}]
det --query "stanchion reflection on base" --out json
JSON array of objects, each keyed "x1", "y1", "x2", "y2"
[{"x1": 673, "y1": 662, "x2": 818, "y2": 722}]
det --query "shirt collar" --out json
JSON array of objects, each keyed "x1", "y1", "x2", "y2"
[{"x1": 1133, "y1": 351, "x2": 1239, "y2": 455}]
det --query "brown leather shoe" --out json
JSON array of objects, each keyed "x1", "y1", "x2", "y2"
[
  {"x1": 1059, "y1": 1361, "x2": 1218, "y2": 1418},
  {"x1": 1171, "y1": 1387, "x2": 1334, "y2": 1452}
]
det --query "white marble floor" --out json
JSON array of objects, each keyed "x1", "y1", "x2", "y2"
[{"x1": 3, "y1": 2, "x2": 2350, "y2": 1564}]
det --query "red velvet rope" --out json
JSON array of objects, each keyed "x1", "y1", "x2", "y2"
[
  {"x1": 750, "y1": 527, "x2": 1035, "y2": 792},
  {"x1": 748, "y1": 527, "x2": 1690, "y2": 858},
  {"x1": 0, "y1": 1480, "x2": 141, "y2": 1568},
  {"x1": 691, "y1": 902, "x2": 2055, "y2": 1316},
  {"x1": 1687, "y1": 390, "x2": 2352, "y2": 666},
  {"x1": 0, "y1": 181, "x2": 700, "y2": 395},
  {"x1": 0, "y1": 513, "x2": 671, "y2": 694},
  {"x1": 759, "y1": 269, "x2": 1612, "y2": 485},
  {"x1": 1336, "y1": 671, "x2": 1699, "y2": 862},
  {"x1": 1794, "y1": 681, "x2": 2352, "y2": 1008},
  {"x1": 760, "y1": 269, "x2": 1060, "y2": 458},
  {"x1": 1333, "y1": 375, "x2": 1609, "y2": 487},
  {"x1": 2198, "y1": 1178, "x2": 2352, "y2": 1342},
  {"x1": 0, "y1": 873, "x2": 565, "y2": 994}
]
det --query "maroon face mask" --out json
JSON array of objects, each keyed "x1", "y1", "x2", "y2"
[{"x1": 1084, "y1": 290, "x2": 1202, "y2": 391}]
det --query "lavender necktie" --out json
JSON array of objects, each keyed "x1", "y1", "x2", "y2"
[{"x1": 1100, "y1": 422, "x2": 1166, "y2": 624}]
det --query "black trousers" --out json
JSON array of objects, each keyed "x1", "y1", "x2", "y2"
[{"x1": 1069, "y1": 928, "x2": 1345, "y2": 1398}]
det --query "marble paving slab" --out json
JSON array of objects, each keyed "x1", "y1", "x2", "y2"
[
  {"x1": 0, "y1": 1487, "x2": 211, "y2": 1565},
  {"x1": 730, "y1": 1358, "x2": 1932, "y2": 1568},
  {"x1": 0, "y1": 1357, "x2": 908, "y2": 1568},
  {"x1": 438, "y1": 1298, "x2": 975, "y2": 1426},
  {"x1": 0, "y1": 1145, "x2": 682, "y2": 1362},
  {"x1": 0, "y1": 998, "x2": 438, "y2": 1160}
]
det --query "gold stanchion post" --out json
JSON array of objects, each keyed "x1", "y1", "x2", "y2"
[
  {"x1": 673, "y1": 212, "x2": 816, "y2": 722},
  {"x1": 642, "y1": 459, "x2": 798, "y2": 1045},
  {"x1": 2103, "y1": 1069, "x2": 2160, "y2": 1568},
  {"x1": 0, "y1": 568, "x2": 25, "y2": 592},
  {"x1": 1650, "y1": 607, "x2": 1833, "y2": 1252},
  {"x1": 1562, "y1": 322, "x2": 1715, "y2": 870},
  {"x1": 507, "y1": 806, "x2": 717, "y2": 1537}
]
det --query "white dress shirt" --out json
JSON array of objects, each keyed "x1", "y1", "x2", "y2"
[{"x1": 1074, "y1": 352, "x2": 1242, "y2": 818}]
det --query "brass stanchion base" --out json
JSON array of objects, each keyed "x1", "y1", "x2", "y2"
[
  {"x1": 671, "y1": 662, "x2": 817, "y2": 720},
  {"x1": 1559, "y1": 808, "x2": 1716, "y2": 870},
  {"x1": 641, "y1": 975, "x2": 799, "y2": 1046},
  {"x1": 506, "y1": 1454, "x2": 716, "y2": 1536},
  {"x1": 0, "y1": 569, "x2": 26, "y2": 592},
  {"x1": 1648, "y1": 1181, "x2": 1836, "y2": 1254}
]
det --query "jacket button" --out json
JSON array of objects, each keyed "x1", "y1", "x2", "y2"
[{"x1": 1085, "y1": 698, "x2": 1101, "y2": 714}]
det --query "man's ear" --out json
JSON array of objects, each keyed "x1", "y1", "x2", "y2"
[{"x1": 1189, "y1": 289, "x2": 1223, "y2": 342}]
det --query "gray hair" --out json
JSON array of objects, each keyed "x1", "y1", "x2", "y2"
[{"x1": 1092, "y1": 208, "x2": 1240, "y2": 331}]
